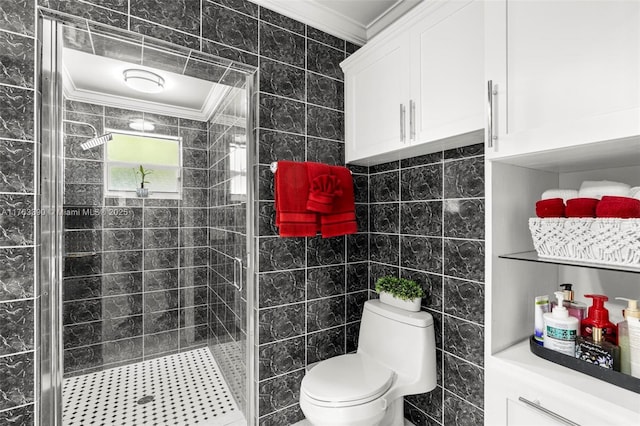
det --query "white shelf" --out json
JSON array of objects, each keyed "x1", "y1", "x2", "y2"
[
  {"x1": 491, "y1": 339, "x2": 640, "y2": 416},
  {"x1": 499, "y1": 251, "x2": 640, "y2": 274}
]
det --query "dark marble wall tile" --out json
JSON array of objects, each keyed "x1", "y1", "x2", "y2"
[
  {"x1": 370, "y1": 203, "x2": 399, "y2": 234},
  {"x1": 144, "y1": 248, "x2": 179, "y2": 270},
  {"x1": 202, "y1": 38, "x2": 258, "y2": 66},
  {"x1": 443, "y1": 199, "x2": 484, "y2": 240},
  {"x1": 259, "y1": 22, "x2": 305, "y2": 67},
  {"x1": 0, "y1": 403, "x2": 34, "y2": 425},
  {"x1": 306, "y1": 236, "x2": 344, "y2": 267},
  {"x1": 260, "y1": 58, "x2": 305, "y2": 101},
  {"x1": 306, "y1": 265, "x2": 345, "y2": 299},
  {"x1": 0, "y1": 85, "x2": 33, "y2": 141},
  {"x1": 443, "y1": 317, "x2": 484, "y2": 368},
  {"x1": 401, "y1": 164, "x2": 442, "y2": 201},
  {"x1": 103, "y1": 250, "x2": 143, "y2": 273},
  {"x1": 259, "y1": 94, "x2": 305, "y2": 134},
  {"x1": 307, "y1": 296, "x2": 345, "y2": 332},
  {"x1": 258, "y1": 303, "x2": 305, "y2": 344},
  {"x1": 307, "y1": 39, "x2": 344, "y2": 80},
  {"x1": 40, "y1": 0, "x2": 128, "y2": 28},
  {"x1": 258, "y1": 270, "x2": 305, "y2": 308},
  {"x1": 401, "y1": 201, "x2": 442, "y2": 236},
  {"x1": 258, "y1": 403, "x2": 305, "y2": 426},
  {"x1": 306, "y1": 137, "x2": 344, "y2": 166},
  {"x1": 346, "y1": 262, "x2": 368, "y2": 292},
  {"x1": 258, "y1": 130, "x2": 305, "y2": 163},
  {"x1": 346, "y1": 234, "x2": 368, "y2": 263},
  {"x1": 444, "y1": 142, "x2": 484, "y2": 160},
  {"x1": 203, "y1": 1, "x2": 258, "y2": 53},
  {"x1": 0, "y1": 247, "x2": 34, "y2": 301},
  {"x1": 144, "y1": 309, "x2": 179, "y2": 334},
  {"x1": 259, "y1": 237, "x2": 305, "y2": 272},
  {"x1": 0, "y1": 300, "x2": 33, "y2": 355},
  {"x1": 306, "y1": 326, "x2": 345, "y2": 364},
  {"x1": 444, "y1": 277, "x2": 484, "y2": 324},
  {"x1": 401, "y1": 236, "x2": 442, "y2": 274},
  {"x1": 0, "y1": 352, "x2": 34, "y2": 411},
  {"x1": 443, "y1": 391, "x2": 484, "y2": 426},
  {"x1": 0, "y1": 0, "x2": 35, "y2": 36},
  {"x1": 258, "y1": 336, "x2": 305, "y2": 380},
  {"x1": 407, "y1": 385, "x2": 443, "y2": 424},
  {"x1": 130, "y1": 17, "x2": 199, "y2": 49},
  {"x1": 130, "y1": 0, "x2": 200, "y2": 35},
  {"x1": 0, "y1": 32, "x2": 34, "y2": 88},
  {"x1": 346, "y1": 291, "x2": 367, "y2": 323},
  {"x1": 369, "y1": 171, "x2": 399, "y2": 202},
  {"x1": 443, "y1": 239, "x2": 484, "y2": 282},
  {"x1": 307, "y1": 72, "x2": 343, "y2": 110},
  {"x1": 444, "y1": 156, "x2": 484, "y2": 199},
  {"x1": 307, "y1": 105, "x2": 343, "y2": 141},
  {"x1": 307, "y1": 27, "x2": 343, "y2": 50},
  {"x1": 258, "y1": 369, "x2": 304, "y2": 416},
  {"x1": 370, "y1": 234, "x2": 399, "y2": 266}
]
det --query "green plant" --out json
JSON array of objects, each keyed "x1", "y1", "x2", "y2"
[
  {"x1": 375, "y1": 276, "x2": 425, "y2": 300},
  {"x1": 134, "y1": 165, "x2": 152, "y2": 189}
]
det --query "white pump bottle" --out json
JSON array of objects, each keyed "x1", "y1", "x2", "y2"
[{"x1": 543, "y1": 291, "x2": 580, "y2": 356}]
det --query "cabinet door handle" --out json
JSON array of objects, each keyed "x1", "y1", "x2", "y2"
[
  {"x1": 400, "y1": 104, "x2": 406, "y2": 142},
  {"x1": 487, "y1": 80, "x2": 497, "y2": 148},
  {"x1": 518, "y1": 397, "x2": 580, "y2": 426},
  {"x1": 409, "y1": 99, "x2": 415, "y2": 141}
]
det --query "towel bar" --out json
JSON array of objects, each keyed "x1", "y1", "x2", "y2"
[{"x1": 269, "y1": 161, "x2": 352, "y2": 174}]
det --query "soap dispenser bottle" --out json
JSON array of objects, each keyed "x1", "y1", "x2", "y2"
[
  {"x1": 575, "y1": 326, "x2": 620, "y2": 371},
  {"x1": 616, "y1": 297, "x2": 640, "y2": 376},
  {"x1": 543, "y1": 291, "x2": 580, "y2": 356},
  {"x1": 581, "y1": 294, "x2": 617, "y2": 344}
]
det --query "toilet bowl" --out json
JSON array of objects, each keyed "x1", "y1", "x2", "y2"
[
  {"x1": 299, "y1": 300, "x2": 437, "y2": 426},
  {"x1": 300, "y1": 353, "x2": 394, "y2": 426}
]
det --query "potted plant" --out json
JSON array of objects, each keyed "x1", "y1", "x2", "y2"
[
  {"x1": 375, "y1": 276, "x2": 425, "y2": 312},
  {"x1": 134, "y1": 165, "x2": 152, "y2": 197}
]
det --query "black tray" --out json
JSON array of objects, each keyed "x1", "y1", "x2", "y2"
[{"x1": 529, "y1": 336, "x2": 640, "y2": 394}]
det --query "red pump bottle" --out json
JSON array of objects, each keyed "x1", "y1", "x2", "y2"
[{"x1": 580, "y1": 294, "x2": 617, "y2": 344}]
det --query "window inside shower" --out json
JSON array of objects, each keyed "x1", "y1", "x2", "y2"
[{"x1": 40, "y1": 12, "x2": 256, "y2": 426}]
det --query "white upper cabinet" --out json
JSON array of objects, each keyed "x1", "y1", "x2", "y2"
[
  {"x1": 485, "y1": 0, "x2": 640, "y2": 159},
  {"x1": 342, "y1": 0, "x2": 484, "y2": 165},
  {"x1": 410, "y1": 0, "x2": 484, "y2": 144},
  {"x1": 344, "y1": 32, "x2": 411, "y2": 163}
]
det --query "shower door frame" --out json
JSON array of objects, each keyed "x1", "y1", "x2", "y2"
[{"x1": 37, "y1": 10, "x2": 257, "y2": 426}]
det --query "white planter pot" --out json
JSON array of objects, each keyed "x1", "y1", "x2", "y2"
[
  {"x1": 379, "y1": 291, "x2": 421, "y2": 312},
  {"x1": 136, "y1": 188, "x2": 149, "y2": 198}
]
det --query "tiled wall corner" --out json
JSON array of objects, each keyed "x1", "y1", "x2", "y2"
[{"x1": 366, "y1": 139, "x2": 486, "y2": 426}]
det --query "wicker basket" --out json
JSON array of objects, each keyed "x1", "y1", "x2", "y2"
[{"x1": 528, "y1": 218, "x2": 640, "y2": 267}]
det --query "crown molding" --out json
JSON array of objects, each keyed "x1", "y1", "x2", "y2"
[{"x1": 252, "y1": 0, "x2": 367, "y2": 45}]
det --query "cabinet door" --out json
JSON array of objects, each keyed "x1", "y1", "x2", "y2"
[
  {"x1": 411, "y1": 0, "x2": 484, "y2": 144},
  {"x1": 486, "y1": 0, "x2": 640, "y2": 158},
  {"x1": 507, "y1": 399, "x2": 566, "y2": 426},
  {"x1": 344, "y1": 34, "x2": 410, "y2": 163}
]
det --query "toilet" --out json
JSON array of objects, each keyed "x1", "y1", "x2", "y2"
[{"x1": 299, "y1": 299, "x2": 436, "y2": 426}]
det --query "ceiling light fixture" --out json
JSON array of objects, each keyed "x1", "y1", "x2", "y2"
[
  {"x1": 123, "y1": 69, "x2": 165, "y2": 93},
  {"x1": 129, "y1": 119, "x2": 156, "y2": 132}
]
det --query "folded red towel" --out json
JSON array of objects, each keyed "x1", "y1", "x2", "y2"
[
  {"x1": 535, "y1": 198, "x2": 565, "y2": 218},
  {"x1": 565, "y1": 198, "x2": 599, "y2": 218},
  {"x1": 595, "y1": 196, "x2": 640, "y2": 218},
  {"x1": 275, "y1": 161, "x2": 319, "y2": 237},
  {"x1": 320, "y1": 166, "x2": 358, "y2": 238},
  {"x1": 306, "y1": 162, "x2": 342, "y2": 214}
]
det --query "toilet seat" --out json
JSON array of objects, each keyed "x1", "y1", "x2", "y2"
[{"x1": 301, "y1": 353, "x2": 394, "y2": 407}]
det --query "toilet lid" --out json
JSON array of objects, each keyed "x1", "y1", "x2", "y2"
[{"x1": 302, "y1": 354, "x2": 394, "y2": 405}]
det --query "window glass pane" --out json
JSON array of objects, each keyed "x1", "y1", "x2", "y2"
[
  {"x1": 108, "y1": 165, "x2": 179, "y2": 192},
  {"x1": 106, "y1": 133, "x2": 179, "y2": 166}
]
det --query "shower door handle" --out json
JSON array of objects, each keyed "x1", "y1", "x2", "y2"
[{"x1": 233, "y1": 257, "x2": 243, "y2": 293}]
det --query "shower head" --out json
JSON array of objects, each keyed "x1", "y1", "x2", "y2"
[
  {"x1": 63, "y1": 119, "x2": 113, "y2": 150},
  {"x1": 80, "y1": 133, "x2": 113, "y2": 150}
]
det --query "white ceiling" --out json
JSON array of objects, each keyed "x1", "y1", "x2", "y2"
[{"x1": 253, "y1": 0, "x2": 423, "y2": 44}]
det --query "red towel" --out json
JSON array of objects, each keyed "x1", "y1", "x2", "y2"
[
  {"x1": 595, "y1": 196, "x2": 640, "y2": 218},
  {"x1": 306, "y1": 162, "x2": 342, "y2": 214},
  {"x1": 274, "y1": 161, "x2": 319, "y2": 237},
  {"x1": 565, "y1": 198, "x2": 599, "y2": 218},
  {"x1": 535, "y1": 198, "x2": 565, "y2": 218},
  {"x1": 320, "y1": 166, "x2": 358, "y2": 238}
]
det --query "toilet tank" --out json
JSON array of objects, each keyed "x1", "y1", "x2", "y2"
[{"x1": 358, "y1": 300, "x2": 436, "y2": 392}]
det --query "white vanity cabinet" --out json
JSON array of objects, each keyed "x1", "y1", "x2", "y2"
[
  {"x1": 485, "y1": 0, "x2": 640, "y2": 159},
  {"x1": 342, "y1": 0, "x2": 484, "y2": 165}
]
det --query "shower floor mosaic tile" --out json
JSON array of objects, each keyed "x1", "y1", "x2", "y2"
[{"x1": 63, "y1": 347, "x2": 245, "y2": 426}]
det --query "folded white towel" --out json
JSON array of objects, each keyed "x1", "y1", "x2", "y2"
[
  {"x1": 630, "y1": 186, "x2": 640, "y2": 200},
  {"x1": 541, "y1": 189, "x2": 578, "y2": 202},
  {"x1": 578, "y1": 180, "x2": 630, "y2": 200}
]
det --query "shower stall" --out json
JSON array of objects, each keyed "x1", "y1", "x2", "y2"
[{"x1": 38, "y1": 9, "x2": 256, "y2": 425}]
